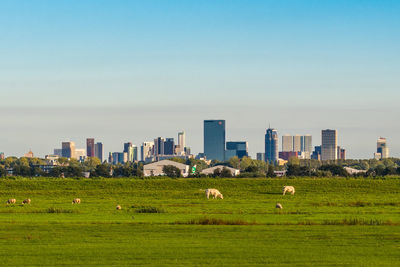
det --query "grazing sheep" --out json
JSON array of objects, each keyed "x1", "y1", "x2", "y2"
[
  {"x1": 22, "y1": 199, "x2": 31, "y2": 205},
  {"x1": 6, "y1": 199, "x2": 16, "y2": 204},
  {"x1": 283, "y1": 186, "x2": 295, "y2": 195},
  {"x1": 72, "y1": 198, "x2": 81, "y2": 204},
  {"x1": 276, "y1": 203, "x2": 283, "y2": 209},
  {"x1": 116, "y1": 205, "x2": 121, "y2": 210},
  {"x1": 205, "y1": 189, "x2": 223, "y2": 199}
]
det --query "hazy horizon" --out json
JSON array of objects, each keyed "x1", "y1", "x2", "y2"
[{"x1": 1, "y1": 0, "x2": 399, "y2": 159}]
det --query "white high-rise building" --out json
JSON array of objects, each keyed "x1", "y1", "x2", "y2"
[
  {"x1": 376, "y1": 137, "x2": 389, "y2": 159},
  {"x1": 141, "y1": 141, "x2": 154, "y2": 161},
  {"x1": 321, "y1": 129, "x2": 338, "y2": 161},
  {"x1": 293, "y1": 135, "x2": 302, "y2": 152},
  {"x1": 176, "y1": 131, "x2": 186, "y2": 155},
  {"x1": 302, "y1": 135, "x2": 313, "y2": 153},
  {"x1": 282, "y1": 135, "x2": 293, "y2": 152}
]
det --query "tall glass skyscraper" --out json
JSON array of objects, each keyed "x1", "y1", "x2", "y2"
[
  {"x1": 265, "y1": 128, "x2": 278, "y2": 163},
  {"x1": 204, "y1": 120, "x2": 226, "y2": 161}
]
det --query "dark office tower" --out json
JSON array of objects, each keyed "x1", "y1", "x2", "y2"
[
  {"x1": 226, "y1": 141, "x2": 248, "y2": 159},
  {"x1": 164, "y1": 138, "x2": 175, "y2": 155},
  {"x1": 94, "y1": 142, "x2": 103, "y2": 162},
  {"x1": 86, "y1": 138, "x2": 95, "y2": 157},
  {"x1": 204, "y1": 120, "x2": 226, "y2": 162},
  {"x1": 154, "y1": 137, "x2": 165, "y2": 156},
  {"x1": 61, "y1": 142, "x2": 75, "y2": 159},
  {"x1": 265, "y1": 128, "x2": 278, "y2": 163}
]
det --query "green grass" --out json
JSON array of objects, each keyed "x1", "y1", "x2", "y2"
[{"x1": 0, "y1": 177, "x2": 399, "y2": 266}]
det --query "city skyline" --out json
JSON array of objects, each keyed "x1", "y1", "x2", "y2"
[{"x1": 0, "y1": 1, "x2": 399, "y2": 158}]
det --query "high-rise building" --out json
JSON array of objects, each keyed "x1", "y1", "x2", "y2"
[
  {"x1": 132, "y1": 145, "x2": 138, "y2": 161},
  {"x1": 176, "y1": 131, "x2": 186, "y2": 155},
  {"x1": 265, "y1": 128, "x2": 278, "y2": 163},
  {"x1": 164, "y1": 138, "x2": 175, "y2": 155},
  {"x1": 293, "y1": 135, "x2": 302, "y2": 152},
  {"x1": 154, "y1": 137, "x2": 165, "y2": 156},
  {"x1": 141, "y1": 141, "x2": 154, "y2": 161},
  {"x1": 302, "y1": 135, "x2": 313, "y2": 153},
  {"x1": 321, "y1": 129, "x2": 338, "y2": 161},
  {"x1": 337, "y1": 147, "x2": 346, "y2": 160},
  {"x1": 282, "y1": 135, "x2": 293, "y2": 152},
  {"x1": 86, "y1": 138, "x2": 95, "y2": 157},
  {"x1": 94, "y1": 142, "x2": 103, "y2": 162},
  {"x1": 124, "y1": 142, "x2": 135, "y2": 162},
  {"x1": 62, "y1": 142, "x2": 76, "y2": 159},
  {"x1": 204, "y1": 120, "x2": 226, "y2": 161},
  {"x1": 312, "y1": 146, "x2": 322, "y2": 160},
  {"x1": 226, "y1": 141, "x2": 248, "y2": 159},
  {"x1": 376, "y1": 137, "x2": 389, "y2": 159}
]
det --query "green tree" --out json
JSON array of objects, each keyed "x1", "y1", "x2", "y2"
[
  {"x1": 162, "y1": 165, "x2": 182, "y2": 178},
  {"x1": 229, "y1": 156, "x2": 240, "y2": 169}
]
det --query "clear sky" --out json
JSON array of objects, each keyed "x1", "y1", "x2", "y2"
[{"x1": 1, "y1": 0, "x2": 399, "y2": 158}]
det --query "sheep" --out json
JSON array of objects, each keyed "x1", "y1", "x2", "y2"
[
  {"x1": 6, "y1": 199, "x2": 16, "y2": 204},
  {"x1": 72, "y1": 198, "x2": 81, "y2": 204},
  {"x1": 116, "y1": 205, "x2": 122, "y2": 210},
  {"x1": 205, "y1": 189, "x2": 223, "y2": 199},
  {"x1": 22, "y1": 199, "x2": 31, "y2": 205},
  {"x1": 276, "y1": 203, "x2": 283, "y2": 209},
  {"x1": 283, "y1": 186, "x2": 295, "y2": 195}
]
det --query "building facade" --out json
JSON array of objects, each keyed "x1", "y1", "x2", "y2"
[
  {"x1": 204, "y1": 120, "x2": 226, "y2": 162},
  {"x1": 321, "y1": 129, "x2": 338, "y2": 161},
  {"x1": 226, "y1": 141, "x2": 248, "y2": 159},
  {"x1": 376, "y1": 137, "x2": 389, "y2": 159},
  {"x1": 282, "y1": 135, "x2": 293, "y2": 152},
  {"x1": 141, "y1": 141, "x2": 154, "y2": 161},
  {"x1": 61, "y1": 142, "x2": 76, "y2": 159},
  {"x1": 94, "y1": 142, "x2": 103, "y2": 162},
  {"x1": 86, "y1": 138, "x2": 95, "y2": 157},
  {"x1": 265, "y1": 128, "x2": 278, "y2": 163}
]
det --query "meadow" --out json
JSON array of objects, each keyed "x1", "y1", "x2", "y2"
[{"x1": 0, "y1": 177, "x2": 399, "y2": 266}]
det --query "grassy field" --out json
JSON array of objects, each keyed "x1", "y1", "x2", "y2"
[{"x1": 0, "y1": 177, "x2": 399, "y2": 266}]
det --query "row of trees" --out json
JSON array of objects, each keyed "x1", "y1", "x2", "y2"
[{"x1": 1, "y1": 156, "x2": 399, "y2": 178}]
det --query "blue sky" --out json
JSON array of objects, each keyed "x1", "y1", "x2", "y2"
[{"x1": 0, "y1": 0, "x2": 399, "y2": 158}]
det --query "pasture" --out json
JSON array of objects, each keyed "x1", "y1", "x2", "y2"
[{"x1": 0, "y1": 177, "x2": 399, "y2": 266}]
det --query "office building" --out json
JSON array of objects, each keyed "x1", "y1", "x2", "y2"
[
  {"x1": 376, "y1": 137, "x2": 389, "y2": 159},
  {"x1": 86, "y1": 138, "x2": 95, "y2": 157},
  {"x1": 124, "y1": 142, "x2": 135, "y2": 162},
  {"x1": 141, "y1": 141, "x2": 154, "y2": 161},
  {"x1": 61, "y1": 142, "x2": 76, "y2": 159},
  {"x1": 256, "y1": 153, "x2": 265, "y2": 161},
  {"x1": 265, "y1": 127, "x2": 278, "y2": 163},
  {"x1": 293, "y1": 135, "x2": 302, "y2": 152},
  {"x1": 226, "y1": 141, "x2": 248, "y2": 159},
  {"x1": 204, "y1": 120, "x2": 226, "y2": 161},
  {"x1": 175, "y1": 131, "x2": 186, "y2": 155},
  {"x1": 282, "y1": 135, "x2": 293, "y2": 152},
  {"x1": 302, "y1": 135, "x2": 313, "y2": 153},
  {"x1": 337, "y1": 147, "x2": 346, "y2": 160},
  {"x1": 321, "y1": 129, "x2": 338, "y2": 161},
  {"x1": 164, "y1": 138, "x2": 175, "y2": 155},
  {"x1": 94, "y1": 142, "x2": 103, "y2": 162},
  {"x1": 311, "y1": 146, "x2": 322, "y2": 160},
  {"x1": 53, "y1": 149, "x2": 62, "y2": 157},
  {"x1": 154, "y1": 137, "x2": 165, "y2": 156}
]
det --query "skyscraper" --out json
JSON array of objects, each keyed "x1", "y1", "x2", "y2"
[
  {"x1": 124, "y1": 142, "x2": 134, "y2": 162},
  {"x1": 164, "y1": 138, "x2": 175, "y2": 155},
  {"x1": 376, "y1": 137, "x2": 389, "y2": 159},
  {"x1": 86, "y1": 138, "x2": 95, "y2": 157},
  {"x1": 94, "y1": 142, "x2": 103, "y2": 162},
  {"x1": 141, "y1": 141, "x2": 154, "y2": 161},
  {"x1": 265, "y1": 128, "x2": 278, "y2": 163},
  {"x1": 176, "y1": 131, "x2": 186, "y2": 155},
  {"x1": 321, "y1": 129, "x2": 338, "y2": 161},
  {"x1": 61, "y1": 142, "x2": 76, "y2": 159},
  {"x1": 204, "y1": 120, "x2": 226, "y2": 161},
  {"x1": 293, "y1": 135, "x2": 302, "y2": 152},
  {"x1": 302, "y1": 135, "x2": 313, "y2": 153},
  {"x1": 154, "y1": 137, "x2": 165, "y2": 156},
  {"x1": 282, "y1": 135, "x2": 293, "y2": 152}
]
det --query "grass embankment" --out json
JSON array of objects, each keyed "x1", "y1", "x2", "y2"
[{"x1": 0, "y1": 177, "x2": 399, "y2": 266}]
